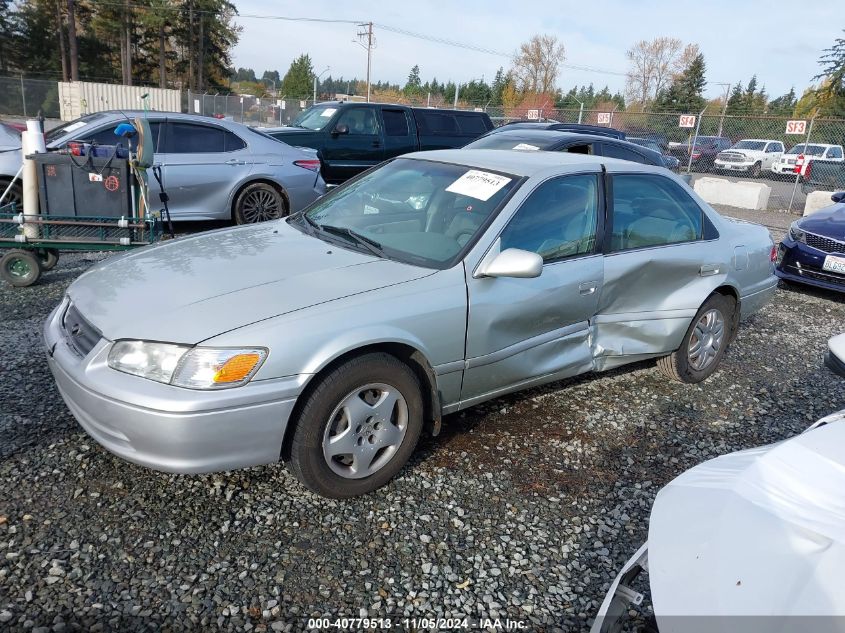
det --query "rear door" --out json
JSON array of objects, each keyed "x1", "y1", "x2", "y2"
[
  {"x1": 158, "y1": 121, "x2": 253, "y2": 220},
  {"x1": 321, "y1": 106, "x2": 384, "y2": 182},
  {"x1": 378, "y1": 107, "x2": 416, "y2": 160},
  {"x1": 593, "y1": 171, "x2": 721, "y2": 369}
]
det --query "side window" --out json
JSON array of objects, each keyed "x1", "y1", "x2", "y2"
[
  {"x1": 165, "y1": 122, "x2": 226, "y2": 153},
  {"x1": 381, "y1": 109, "x2": 410, "y2": 136},
  {"x1": 610, "y1": 174, "x2": 704, "y2": 252},
  {"x1": 224, "y1": 130, "x2": 246, "y2": 151},
  {"x1": 828, "y1": 147, "x2": 843, "y2": 159},
  {"x1": 81, "y1": 122, "x2": 163, "y2": 152},
  {"x1": 500, "y1": 174, "x2": 599, "y2": 263},
  {"x1": 418, "y1": 112, "x2": 459, "y2": 135},
  {"x1": 336, "y1": 108, "x2": 379, "y2": 135},
  {"x1": 561, "y1": 143, "x2": 594, "y2": 155},
  {"x1": 602, "y1": 143, "x2": 648, "y2": 164},
  {"x1": 455, "y1": 114, "x2": 487, "y2": 136}
]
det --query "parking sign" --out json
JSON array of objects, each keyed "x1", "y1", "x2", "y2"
[
  {"x1": 526, "y1": 109, "x2": 539, "y2": 120},
  {"x1": 679, "y1": 115, "x2": 696, "y2": 128},
  {"x1": 597, "y1": 112, "x2": 611, "y2": 125},
  {"x1": 785, "y1": 120, "x2": 807, "y2": 135}
]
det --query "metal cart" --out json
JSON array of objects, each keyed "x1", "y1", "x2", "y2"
[{"x1": 0, "y1": 204, "x2": 163, "y2": 287}]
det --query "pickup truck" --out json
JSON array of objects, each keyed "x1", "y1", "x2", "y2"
[
  {"x1": 713, "y1": 139, "x2": 784, "y2": 177},
  {"x1": 264, "y1": 102, "x2": 494, "y2": 184},
  {"x1": 802, "y1": 158, "x2": 845, "y2": 194}
]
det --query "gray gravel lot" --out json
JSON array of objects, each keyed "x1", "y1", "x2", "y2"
[{"x1": 1, "y1": 211, "x2": 844, "y2": 633}]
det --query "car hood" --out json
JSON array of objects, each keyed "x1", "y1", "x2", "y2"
[
  {"x1": 798, "y1": 203, "x2": 845, "y2": 236},
  {"x1": 648, "y1": 416, "x2": 845, "y2": 627},
  {"x1": 66, "y1": 221, "x2": 434, "y2": 343}
]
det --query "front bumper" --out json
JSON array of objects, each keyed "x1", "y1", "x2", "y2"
[
  {"x1": 714, "y1": 160, "x2": 754, "y2": 172},
  {"x1": 772, "y1": 162, "x2": 800, "y2": 175},
  {"x1": 590, "y1": 543, "x2": 649, "y2": 633},
  {"x1": 775, "y1": 239, "x2": 845, "y2": 294},
  {"x1": 44, "y1": 301, "x2": 304, "y2": 473}
]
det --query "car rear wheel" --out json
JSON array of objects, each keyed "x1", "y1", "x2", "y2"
[
  {"x1": 234, "y1": 182, "x2": 287, "y2": 224},
  {"x1": 288, "y1": 353, "x2": 423, "y2": 498},
  {"x1": 657, "y1": 293, "x2": 735, "y2": 383}
]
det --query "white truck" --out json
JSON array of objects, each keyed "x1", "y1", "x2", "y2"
[
  {"x1": 771, "y1": 142, "x2": 845, "y2": 178},
  {"x1": 713, "y1": 139, "x2": 784, "y2": 177}
]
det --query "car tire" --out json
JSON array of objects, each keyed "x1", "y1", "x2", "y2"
[
  {"x1": 36, "y1": 248, "x2": 59, "y2": 271},
  {"x1": 0, "y1": 249, "x2": 41, "y2": 287},
  {"x1": 657, "y1": 293, "x2": 735, "y2": 384},
  {"x1": 751, "y1": 162, "x2": 762, "y2": 178},
  {"x1": 288, "y1": 353, "x2": 424, "y2": 498},
  {"x1": 233, "y1": 182, "x2": 287, "y2": 224}
]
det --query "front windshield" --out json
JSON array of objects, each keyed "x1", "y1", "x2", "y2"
[
  {"x1": 464, "y1": 134, "x2": 551, "y2": 150},
  {"x1": 44, "y1": 113, "x2": 106, "y2": 145},
  {"x1": 299, "y1": 158, "x2": 520, "y2": 268},
  {"x1": 291, "y1": 105, "x2": 339, "y2": 130},
  {"x1": 732, "y1": 140, "x2": 766, "y2": 151},
  {"x1": 787, "y1": 144, "x2": 825, "y2": 156}
]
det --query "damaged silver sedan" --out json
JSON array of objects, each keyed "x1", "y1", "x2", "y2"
[{"x1": 45, "y1": 150, "x2": 777, "y2": 497}]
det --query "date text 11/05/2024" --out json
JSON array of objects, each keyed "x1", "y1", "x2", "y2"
[{"x1": 306, "y1": 617, "x2": 529, "y2": 630}]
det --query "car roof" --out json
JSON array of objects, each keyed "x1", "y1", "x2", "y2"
[
  {"x1": 401, "y1": 148, "x2": 663, "y2": 177},
  {"x1": 735, "y1": 138, "x2": 781, "y2": 143}
]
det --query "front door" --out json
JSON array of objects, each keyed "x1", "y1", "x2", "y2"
[
  {"x1": 157, "y1": 120, "x2": 253, "y2": 220},
  {"x1": 462, "y1": 173, "x2": 604, "y2": 404},
  {"x1": 321, "y1": 106, "x2": 384, "y2": 183}
]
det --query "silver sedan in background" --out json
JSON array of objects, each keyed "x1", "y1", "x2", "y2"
[
  {"x1": 27, "y1": 111, "x2": 326, "y2": 222},
  {"x1": 44, "y1": 150, "x2": 777, "y2": 497}
]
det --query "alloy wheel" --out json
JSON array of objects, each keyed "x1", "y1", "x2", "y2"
[{"x1": 688, "y1": 309, "x2": 725, "y2": 371}]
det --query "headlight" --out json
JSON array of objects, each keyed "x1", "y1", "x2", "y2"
[
  {"x1": 108, "y1": 341, "x2": 267, "y2": 389},
  {"x1": 788, "y1": 222, "x2": 806, "y2": 243}
]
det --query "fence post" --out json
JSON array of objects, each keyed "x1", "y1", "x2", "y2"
[
  {"x1": 788, "y1": 114, "x2": 816, "y2": 214},
  {"x1": 686, "y1": 108, "x2": 707, "y2": 175},
  {"x1": 20, "y1": 74, "x2": 27, "y2": 117}
]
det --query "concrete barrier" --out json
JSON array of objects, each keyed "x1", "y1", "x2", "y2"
[
  {"x1": 804, "y1": 190, "x2": 835, "y2": 216},
  {"x1": 693, "y1": 177, "x2": 772, "y2": 210}
]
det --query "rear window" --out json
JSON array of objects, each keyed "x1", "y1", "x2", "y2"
[
  {"x1": 416, "y1": 111, "x2": 459, "y2": 135},
  {"x1": 455, "y1": 114, "x2": 488, "y2": 135}
]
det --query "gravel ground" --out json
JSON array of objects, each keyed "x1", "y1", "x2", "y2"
[{"x1": 1, "y1": 211, "x2": 844, "y2": 633}]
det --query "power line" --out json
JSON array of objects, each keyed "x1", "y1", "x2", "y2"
[{"x1": 83, "y1": 4, "x2": 628, "y2": 78}]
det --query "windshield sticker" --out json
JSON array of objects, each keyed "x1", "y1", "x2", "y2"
[
  {"x1": 320, "y1": 108, "x2": 337, "y2": 118},
  {"x1": 512, "y1": 143, "x2": 539, "y2": 151},
  {"x1": 446, "y1": 170, "x2": 512, "y2": 201}
]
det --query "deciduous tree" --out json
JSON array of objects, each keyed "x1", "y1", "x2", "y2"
[{"x1": 511, "y1": 34, "x2": 565, "y2": 94}]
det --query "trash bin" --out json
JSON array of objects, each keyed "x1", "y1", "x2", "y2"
[{"x1": 31, "y1": 151, "x2": 132, "y2": 218}]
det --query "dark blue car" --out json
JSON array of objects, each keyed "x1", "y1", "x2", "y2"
[{"x1": 776, "y1": 192, "x2": 845, "y2": 292}]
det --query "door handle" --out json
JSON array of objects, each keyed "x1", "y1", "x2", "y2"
[
  {"x1": 579, "y1": 281, "x2": 599, "y2": 295},
  {"x1": 225, "y1": 158, "x2": 246, "y2": 166},
  {"x1": 699, "y1": 264, "x2": 721, "y2": 276}
]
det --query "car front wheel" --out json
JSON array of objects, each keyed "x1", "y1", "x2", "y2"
[
  {"x1": 657, "y1": 293, "x2": 735, "y2": 383},
  {"x1": 288, "y1": 353, "x2": 424, "y2": 498},
  {"x1": 234, "y1": 182, "x2": 287, "y2": 224}
]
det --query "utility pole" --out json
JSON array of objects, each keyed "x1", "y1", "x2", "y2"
[
  {"x1": 356, "y1": 22, "x2": 374, "y2": 103},
  {"x1": 715, "y1": 82, "x2": 732, "y2": 138},
  {"x1": 453, "y1": 83, "x2": 459, "y2": 108}
]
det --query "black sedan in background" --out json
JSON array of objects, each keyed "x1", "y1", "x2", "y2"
[
  {"x1": 776, "y1": 192, "x2": 845, "y2": 293},
  {"x1": 464, "y1": 128, "x2": 679, "y2": 170}
]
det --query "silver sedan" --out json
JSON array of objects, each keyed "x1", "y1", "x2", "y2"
[
  {"x1": 8, "y1": 111, "x2": 326, "y2": 222},
  {"x1": 44, "y1": 150, "x2": 777, "y2": 497}
]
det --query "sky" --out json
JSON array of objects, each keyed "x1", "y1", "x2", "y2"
[{"x1": 230, "y1": 1, "x2": 843, "y2": 100}]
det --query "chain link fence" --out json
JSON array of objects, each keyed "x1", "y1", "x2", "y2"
[
  {"x1": 0, "y1": 76, "x2": 61, "y2": 119},
  {"x1": 4, "y1": 76, "x2": 845, "y2": 212}
]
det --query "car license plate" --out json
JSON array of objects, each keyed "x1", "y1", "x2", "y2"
[{"x1": 823, "y1": 255, "x2": 845, "y2": 275}]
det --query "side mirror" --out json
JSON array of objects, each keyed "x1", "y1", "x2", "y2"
[
  {"x1": 478, "y1": 248, "x2": 543, "y2": 279},
  {"x1": 832, "y1": 191, "x2": 845, "y2": 204},
  {"x1": 332, "y1": 124, "x2": 349, "y2": 136}
]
